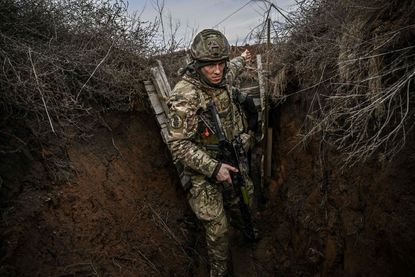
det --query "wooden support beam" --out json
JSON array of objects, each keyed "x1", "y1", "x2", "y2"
[
  {"x1": 257, "y1": 54, "x2": 272, "y2": 182},
  {"x1": 145, "y1": 62, "x2": 191, "y2": 188},
  {"x1": 150, "y1": 61, "x2": 171, "y2": 114}
]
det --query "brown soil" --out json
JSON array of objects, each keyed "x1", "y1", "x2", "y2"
[
  {"x1": 1, "y1": 107, "x2": 415, "y2": 276},
  {"x1": 1, "y1": 113, "x2": 198, "y2": 276},
  {"x1": 267, "y1": 96, "x2": 415, "y2": 276}
]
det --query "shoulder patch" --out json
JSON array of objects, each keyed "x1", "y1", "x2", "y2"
[{"x1": 170, "y1": 114, "x2": 184, "y2": 129}]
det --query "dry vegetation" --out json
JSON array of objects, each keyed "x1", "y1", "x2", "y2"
[
  {"x1": 0, "y1": 0, "x2": 159, "y2": 140},
  {"x1": 0, "y1": 0, "x2": 253, "y2": 185},
  {"x1": 0, "y1": 0, "x2": 170, "y2": 185},
  {"x1": 1, "y1": 1, "x2": 414, "y2": 275},
  {"x1": 271, "y1": 0, "x2": 415, "y2": 165}
]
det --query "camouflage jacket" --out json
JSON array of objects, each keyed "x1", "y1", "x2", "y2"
[{"x1": 167, "y1": 56, "x2": 248, "y2": 179}]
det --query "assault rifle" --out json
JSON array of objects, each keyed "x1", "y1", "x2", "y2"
[{"x1": 206, "y1": 101, "x2": 258, "y2": 241}]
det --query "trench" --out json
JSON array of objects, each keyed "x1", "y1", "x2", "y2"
[
  {"x1": 264, "y1": 93, "x2": 415, "y2": 276},
  {"x1": 1, "y1": 103, "x2": 415, "y2": 276}
]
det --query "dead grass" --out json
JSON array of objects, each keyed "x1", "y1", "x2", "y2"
[{"x1": 270, "y1": 0, "x2": 415, "y2": 166}]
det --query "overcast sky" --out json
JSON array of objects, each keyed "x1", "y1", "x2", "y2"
[{"x1": 127, "y1": 0, "x2": 297, "y2": 46}]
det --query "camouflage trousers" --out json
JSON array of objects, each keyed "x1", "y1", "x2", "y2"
[{"x1": 187, "y1": 174, "x2": 254, "y2": 277}]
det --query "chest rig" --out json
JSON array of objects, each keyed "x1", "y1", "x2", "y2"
[{"x1": 194, "y1": 84, "x2": 245, "y2": 152}]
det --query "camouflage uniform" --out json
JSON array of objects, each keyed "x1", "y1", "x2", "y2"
[{"x1": 167, "y1": 55, "x2": 254, "y2": 276}]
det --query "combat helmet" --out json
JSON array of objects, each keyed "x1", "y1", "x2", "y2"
[{"x1": 190, "y1": 29, "x2": 230, "y2": 62}]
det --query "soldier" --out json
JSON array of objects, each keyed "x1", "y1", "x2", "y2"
[{"x1": 167, "y1": 29, "x2": 255, "y2": 276}]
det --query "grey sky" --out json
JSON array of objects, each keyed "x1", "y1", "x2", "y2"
[{"x1": 127, "y1": 0, "x2": 297, "y2": 46}]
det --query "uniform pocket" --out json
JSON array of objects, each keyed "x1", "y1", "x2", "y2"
[{"x1": 188, "y1": 177, "x2": 224, "y2": 222}]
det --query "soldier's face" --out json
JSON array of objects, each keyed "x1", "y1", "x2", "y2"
[{"x1": 201, "y1": 62, "x2": 226, "y2": 84}]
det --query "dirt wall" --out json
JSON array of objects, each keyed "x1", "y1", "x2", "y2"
[
  {"x1": 1, "y1": 99, "x2": 414, "y2": 277},
  {"x1": 267, "y1": 94, "x2": 415, "y2": 276},
  {"x1": 0, "y1": 112, "x2": 206, "y2": 276}
]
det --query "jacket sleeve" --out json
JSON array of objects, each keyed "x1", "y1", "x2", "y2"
[
  {"x1": 227, "y1": 56, "x2": 246, "y2": 85},
  {"x1": 167, "y1": 83, "x2": 221, "y2": 179}
]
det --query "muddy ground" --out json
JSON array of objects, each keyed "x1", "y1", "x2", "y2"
[{"x1": 1, "y1": 103, "x2": 415, "y2": 276}]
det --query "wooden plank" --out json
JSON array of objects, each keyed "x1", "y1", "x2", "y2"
[
  {"x1": 144, "y1": 62, "x2": 191, "y2": 189},
  {"x1": 160, "y1": 128, "x2": 169, "y2": 144},
  {"x1": 151, "y1": 67, "x2": 166, "y2": 97},
  {"x1": 144, "y1": 80, "x2": 165, "y2": 116},
  {"x1": 257, "y1": 55, "x2": 272, "y2": 179},
  {"x1": 143, "y1": 80, "x2": 156, "y2": 92},
  {"x1": 257, "y1": 54, "x2": 271, "y2": 189},
  {"x1": 151, "y1": 67, "x2": 170, "y2": 114},
  {"x1": 157, "y1": 60, "x2": 172, "y2": 97},
  {"x1": 156, "y1": 113, "x2": 168, "y2": 125},
  {"x1": 256, "y1": 54, "x2": 266, "y2": 142},
  {"x1": 148, "y1": 91, "x2": 164, "y2": 115}
]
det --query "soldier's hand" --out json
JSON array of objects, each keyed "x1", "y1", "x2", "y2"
[
  {"x1": 216, "y1": 163, "x2": 238, "y2": 184},
  {"x1": 241, "y1": 49, "x2": 252, "y2": 64}
]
